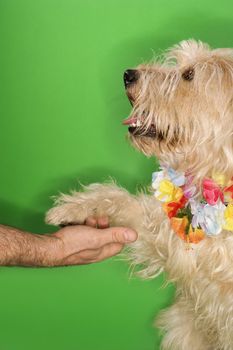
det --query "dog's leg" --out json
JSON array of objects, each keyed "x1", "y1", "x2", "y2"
[
  {"x1": 46, "y1": 183, "x2": 170, "y2": 276},
  {"x1": 46, "y1": 183, "x2": 142, "y2": 228},
  {"x1": 157, "y1": 299, "x2": 213, "y2": 350}
]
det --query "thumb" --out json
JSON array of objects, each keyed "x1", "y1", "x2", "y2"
[{"x1": 99, "y1": 227, "x2": 138, "y2": 246}]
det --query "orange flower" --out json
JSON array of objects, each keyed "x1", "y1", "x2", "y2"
[
  {"x1": 170, "y1": 217, "x2": 205, "y2": 243},
  {"x1": 188, "y1": 226, "x2": 205, "y2": 244},
  {"x1": 170, "y1": 216, "x2": 189, "y2": 241}
]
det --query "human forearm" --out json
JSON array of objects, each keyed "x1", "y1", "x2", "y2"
[
  {"x1": 0, "y1": 221, "x2": 137, "y2": 267},
  {"x1": 0, "y1": 225, "x2": 57, "y2": 266}
]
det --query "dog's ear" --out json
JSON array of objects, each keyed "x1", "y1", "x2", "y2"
[{"x1": 166, "y1": 39, "x2": 210, "y2": 66}]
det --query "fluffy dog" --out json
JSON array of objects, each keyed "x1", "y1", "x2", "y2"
[{"x1": 46, "y1": 40, "x2": 233, "y2": 350}]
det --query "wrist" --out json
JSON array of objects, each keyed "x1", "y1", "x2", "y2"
[
  {"x1": 13, "y1": 233, "x2": 63, "y2": 267},
  {"x1": 34, "y1": 234, "x2": 64, "y2": 267}
]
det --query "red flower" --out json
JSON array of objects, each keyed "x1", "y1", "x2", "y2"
[
  {"x1": 202, "y1": 178, "x2": 224, "y2": 205},
  {"x1": 163, "y1": 195, "x2": 187, "y2": 218}
]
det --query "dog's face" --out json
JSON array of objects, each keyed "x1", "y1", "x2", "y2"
[{"x1": 123, "y1": 40, "x2": 233, "y2": 181}]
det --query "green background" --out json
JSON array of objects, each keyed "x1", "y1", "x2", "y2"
[{"x1": 0, "y1": 1, "x2": 232, "y2": 349}]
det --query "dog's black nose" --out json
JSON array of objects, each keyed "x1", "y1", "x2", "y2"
[{"x1": 124, "y1": 69, "x2": 138, "y2": 87}]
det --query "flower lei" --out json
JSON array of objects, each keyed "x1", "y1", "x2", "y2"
[{"x1": 152, "y1": 166, "x2": 233, "y2": 244}]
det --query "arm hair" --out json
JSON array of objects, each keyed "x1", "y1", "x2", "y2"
[{"x1": 0, "y1": 225, "x2": 57, "y2": 266}]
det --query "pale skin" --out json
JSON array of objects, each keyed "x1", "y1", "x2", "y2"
[{"x1": 0, "y1": 217, "x2": 137, "y2": 267}]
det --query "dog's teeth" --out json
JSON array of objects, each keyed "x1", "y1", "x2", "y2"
[{"x1": 130, "y1": 120, "x2": 142, "y2": 127}]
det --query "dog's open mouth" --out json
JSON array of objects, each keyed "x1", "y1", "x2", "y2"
[{"x1": 122, "y1": 116, "x2": 161, "y2": 138}]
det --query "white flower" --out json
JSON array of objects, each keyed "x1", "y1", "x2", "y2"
[
  {"x1": 167, "y1": 167, "x2": 186, "y2": 187},
  {"x1": 152, "y1": 170, "x2": 166, "y2": 191},
  {"x1": 190, "y1": 200, "x2": 225, "y2": 236}
]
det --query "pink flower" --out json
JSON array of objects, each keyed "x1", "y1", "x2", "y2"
[{"x1": 202, "y1": 178, "x2": 224, "y2": 205}]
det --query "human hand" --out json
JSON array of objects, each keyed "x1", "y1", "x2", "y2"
[{"x1": 49, "y1": 217, "x2": 137, "y2": 266}]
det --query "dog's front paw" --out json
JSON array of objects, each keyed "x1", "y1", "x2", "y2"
[
  {"x1": 45, "y1": 183, "x2": 123, "y2": 226},
  {"x1": 46, "y1": 182, "x2": 139, "y2": 227},
  {"x1": 46, "y1": 192, "x2": 91, "y2": 226}
]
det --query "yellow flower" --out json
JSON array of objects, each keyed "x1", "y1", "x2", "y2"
[
  {"x1": 224, "y1": 192, "x2": 233, "y2": 203},
  {"x1": 212, "y1": 172, "x2": 226, "y2": 186},
  {"x1": 223, "y1": 204, "x2": 233, "y2": 231},
  {"x1": 156, "y1": 179, "x2": 183, "y2": 203}
]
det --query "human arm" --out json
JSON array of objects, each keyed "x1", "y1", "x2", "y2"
[{"x1": 0, "y1": 218, "x2": 137, "y2": 267}]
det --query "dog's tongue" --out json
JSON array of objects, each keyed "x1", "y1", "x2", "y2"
[{"x1": 122, "y1": 116, "x2": 137, "y2": 125}]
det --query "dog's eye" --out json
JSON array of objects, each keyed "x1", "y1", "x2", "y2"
[{"x1": 182, "y1": 68, "x2": 194, "y2": 81}]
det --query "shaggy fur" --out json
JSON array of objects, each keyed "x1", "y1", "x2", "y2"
[{"x1": 46, "y1": 40, "x2": 233, "y2": 350}]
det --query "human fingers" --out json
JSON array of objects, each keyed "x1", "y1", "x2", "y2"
[
  {"x1": 96, "y1": 216, "x2": 109, "y2": 229},
  {"x1": 66, "y1": 243, "x2": 124, "y2": 265},
  {"x1": 95, "y1": 242, "x2": 124, "y2": 261},
  {"x1": 85, "y1": 216, "x2": 97, "y2": 227},
  {"x1": 85, "y1": 216, "x2": 109, "y2": 229},
  {"x1": 97, "y1": 227, "x2": 137, "y2": 247},
  {"x1": 54, "y1": 225, "x2": 137, "y2": 256}
]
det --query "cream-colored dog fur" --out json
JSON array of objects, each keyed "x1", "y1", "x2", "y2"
[{"x1": 46, "y1": 40, "x2": 233, "y2": 350}]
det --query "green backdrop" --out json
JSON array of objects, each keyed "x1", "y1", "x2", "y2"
[{"x1": 0, "y1": 1, "x2": 232, "y2": 349}]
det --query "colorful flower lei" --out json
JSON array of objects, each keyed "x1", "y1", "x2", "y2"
[{"x1": 152, "y1": 166, "x2": 233, "y2": 244}]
